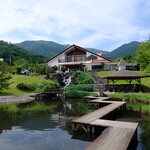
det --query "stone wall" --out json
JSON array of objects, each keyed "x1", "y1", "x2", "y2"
[{"x1": 99, "y1": 84, "x2": 143, "y2": 92}]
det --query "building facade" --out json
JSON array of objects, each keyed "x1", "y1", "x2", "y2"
[{"x1": 47, "y1": 44, "x2": 117, "y2": 72}]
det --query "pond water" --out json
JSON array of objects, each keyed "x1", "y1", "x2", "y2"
[{"x1": 0, "y1": 99, "x2": 150, "y2": 150}]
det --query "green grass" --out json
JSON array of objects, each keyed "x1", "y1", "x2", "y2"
[
  {"x1": 0, "y1": 75, "x2": 45, "y2": 95},
  {"x1": 62, "y1": 90, "x2": 98, "y2": 98},
  {"x1": 98, "y1": 71, "x2": 150, "y2": 89},
  {"x1": 108, "y1": 92, "x2": 150, "y2": 112},
  {"x1": 108, "y1": 93, "x2": 150, "y2": 102}
]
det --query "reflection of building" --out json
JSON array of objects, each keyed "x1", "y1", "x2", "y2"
[{"x1": 47, "y1": 44, "x2": 113, "y2": 72}]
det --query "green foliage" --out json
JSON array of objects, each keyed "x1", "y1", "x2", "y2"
[
  {"x1": 33, "y1": 80, "x2": 60, "y2": 93},
  {"x1": 136, "y1": 40, "x2": 150, "y2": 71},
  {"x1": 16, "y1": 40, "x2": 69, "y2": 58},
  {"x1": 0, "y1": 61, "x2": 12, "y2": 72},
  {"x1": 62, "y1": 90, "x2": 98, "y2": 98},
  {"x1": 61, "y1": 66, "x2": 67, "y2": 72},
  {"x1": 107, "y1": 41, "x2": 140, "y2": 59},
  {"x1": 108, "y1": 93, "x2": 150, "y2": 102},
  {"x1": 123, "y1": 54, "x2": 136, "y2": 63},
  {"x1": 35, "y1": 64, "x2": 55, "y2": 75},
  {"x1": 0, "y1": 73, "x2": 12, "y2": 92},
  {"x1": 0, "y1": 40, "x2": 47, "y2": 65},
  {"x1": 16, "y1": 83, "x2": 35, "y2": 91},
  {"x1": 68, "y1": 84, "x2": 94, "y2": 91},
  {"x1": 76, "y1": 71, "x2": 94, "y2": 84}
]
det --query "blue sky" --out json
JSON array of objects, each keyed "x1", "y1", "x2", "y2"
[{"x1": 0, "y1": 0, "x2": 149, "y2": 51}]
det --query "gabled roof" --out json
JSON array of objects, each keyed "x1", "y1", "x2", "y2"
[
  {"x1": 117, "y1": 58, "x2": 126, "y2": 66},
  {"x1": 46, "y1": 44, "x2": 111, "y2": 63},
  {"x1": 102, "y1": 70, "x2": 147, "y2": 79}
]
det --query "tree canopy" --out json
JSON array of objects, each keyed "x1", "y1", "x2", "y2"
[
  {"x1": 0, "y1": 41, "x2": 47, "y2": 65},
  {"x1": 136, "y1": 39, "x2": 150, "y2": 71}
]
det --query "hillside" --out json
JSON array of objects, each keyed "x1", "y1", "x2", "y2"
[
  {"x1": 107, "y1": 41, "x2": 140, "y2": 58},
  {"x1": 16, "y1": 41, "x2": 109, "y2": 58},
  {"x1": 15, "y1": 40, "x2": 141, "y2": 59},
  {"x1": 16, "y1": 40, "x2": 69, "y2": 58},
  {"x1": 0, "y1": 41, "x2": 47, "y2": 65}
]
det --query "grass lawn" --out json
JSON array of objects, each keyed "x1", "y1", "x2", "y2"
[
  {"x1": 108, "y1": 92, "x2": 150, "y2": 102},
  {"x1": 0, "y1": 75, "x2": 45, "y2": 96},
  {"x1": 98, "y1": 71, "x2": 150, "y2": 89}
]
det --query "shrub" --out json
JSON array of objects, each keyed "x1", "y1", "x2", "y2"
[
  {"x1": 17, "y1": 83, "x2": 35, "y2": 91},
  {"x1": 75, "y1": 71, "x2": 94, "y2": 84},
  {"x1": 68, "y1": 84, "x2": 94, "y2": 91},
  {"x1": 33, "y1": 80, "x2": 60, "y2": 93},
  {"x1": 0, "y1": 73, "x2": 12, "y2": 92},
  {"x1": 62, "y1": 90, "x2": 98, "y2": 98}
]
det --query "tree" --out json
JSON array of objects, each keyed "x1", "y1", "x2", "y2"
[
  {"x1": 123, "y1": 54, "x2": 134, "y2": 63},
  {"x1": 0, "y1": 73, "x2": 12, "y2": 92},
  {"x1": 136, "y1": 39, "x2": 150, "y2": 70}
]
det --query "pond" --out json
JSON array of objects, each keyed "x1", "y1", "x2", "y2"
[{"x1": 0, "y1": 99, "x2": 150, "y2": 150}]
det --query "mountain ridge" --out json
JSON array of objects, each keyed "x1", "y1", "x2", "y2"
[{"x1": 15, "y1": 40, "x2": 140, "y2": 59}]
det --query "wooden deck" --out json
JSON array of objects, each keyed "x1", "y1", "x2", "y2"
[
  {"x1": 72, "y1": 102, "x2": 125, "y2": 124},
  {"x1": 91, "y1": 119, "x2": 138, "y2": 129},
  {"x1": 85, "y1": 126, "x2": 138, "y2": 150},
  {"x1": 72, "y1": 97, "x2": 138, "y2": 150}
]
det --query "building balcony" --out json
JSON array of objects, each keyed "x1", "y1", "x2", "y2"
[{"x1": 59, "y1": 57, "x2": 89, "y2": 63}]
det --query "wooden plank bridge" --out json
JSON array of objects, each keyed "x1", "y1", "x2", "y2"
[{"x1": 72, "y1": 97, "x2": 138, "y2": 150}]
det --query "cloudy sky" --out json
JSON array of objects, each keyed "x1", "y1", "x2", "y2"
[{"x1": 0, "y1": 0, "x2": 149, "y2": 51}]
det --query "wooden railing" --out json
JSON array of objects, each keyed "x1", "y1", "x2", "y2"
[{"x1": 59, "y1": 57, "x2": 89, "y2": 63}]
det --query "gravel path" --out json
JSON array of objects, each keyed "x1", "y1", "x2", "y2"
[{"x1": 0, "y1": 93, "x2": 36, "y2": 105}]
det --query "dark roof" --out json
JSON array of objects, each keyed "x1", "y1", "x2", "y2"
[
  {"x1": 46, "y1": 44, "x2": 111, "y2": 63},
  {"x1": 126, "y1": 63, "x2": 140, "y2": 66},
  {"x1": 117, "y1": 58, "x2": 126, "y2": 66},
  {"x1": 102, "y1": 70, "x2": 147, "y2": 79}
]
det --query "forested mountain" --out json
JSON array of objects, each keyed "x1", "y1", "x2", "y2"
[
  {"x1": 16, "y1": 40, "x2": 69, "y2": 58},
  {"x1": 107, "y1": 41, "x2": 140, "y2": 58},
  {"x1": 0, "y1": 41, "x2": 47, "y2": 65},
  {"x1": 16, "y1": 40, "x2": 140, "y2": 59},
  {"x1": 16, "y1": 40, "x2": 109, "y2": 58}
]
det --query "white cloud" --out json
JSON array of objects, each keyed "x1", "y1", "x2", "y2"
[{"x1": 0, "y1": 0, "x2": 149, "y2": 51}]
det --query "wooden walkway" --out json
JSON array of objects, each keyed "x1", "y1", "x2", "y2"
[
  {"x1": 71, "y1": 97, "x2": 138, "y2": 150},
  {"x1": 72, "y1": 102, "x2": 125, "y2": 124},
  {"x1": 85, "y1": 125, "x2": 138, "y2": 150}
]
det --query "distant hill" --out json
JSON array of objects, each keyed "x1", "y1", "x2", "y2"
[
  {"x1": 15, "y1": 40, "x2": 141, "y2": 59},
  {"x1": 0, "y1": 41, "x2": 47, "y2": 65},
  {"x1": 16, "y1": 41, "x2": 69, "y2": 58},
  {"x1": 107, "y1": 41, "x2": 140, "y2": 59},
  {"x1": 16, "y1": 41, "x2": 109, "y2": 58}
]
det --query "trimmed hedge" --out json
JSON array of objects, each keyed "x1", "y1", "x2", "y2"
[
  {"x1": 62, "y1": 90, "x2": 98, "y2": 98},
  {"x1": 68, "y1": 84, "x2": 94, "y2": 91}
]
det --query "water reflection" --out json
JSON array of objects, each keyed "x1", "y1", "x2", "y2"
[
  {"x1": 0, "y1": 99, "x2": 150, "y2": 150},
  {"x1": 138, "y1": 116, "x2": 150, "y2": 150},
  {"x1": 0, "y1": 99, "x2": 91, "y2": 150}
]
